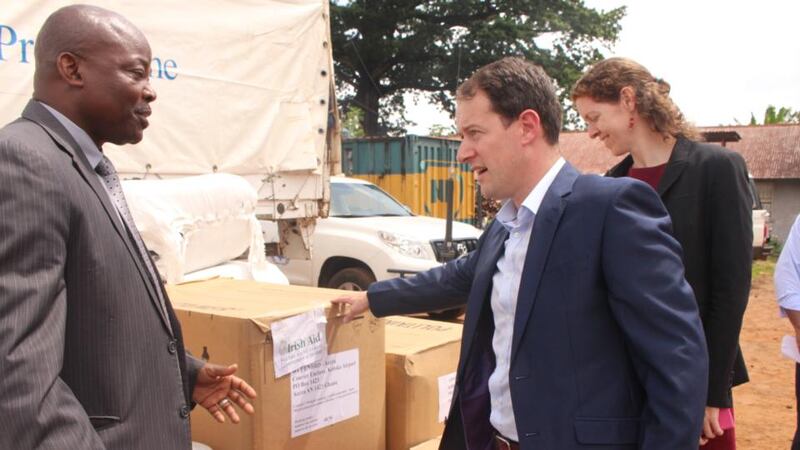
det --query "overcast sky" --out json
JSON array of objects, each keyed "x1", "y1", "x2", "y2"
[{"x1": 406, "y1": 0, "x2": 800, "y2": 134}]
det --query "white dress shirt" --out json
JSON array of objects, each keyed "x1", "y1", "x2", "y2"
[
  {"x1": 777, "y1": 214, "x2": 800, "y2": 314},
  {"x1": 488, "y1": 157, "x2": 565, "y2": 440}
]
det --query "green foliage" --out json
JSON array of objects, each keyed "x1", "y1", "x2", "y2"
[
  {"x1": 766, "y1": 106, "x2": 800, "y2": 124},
  {"x1": 751, "y1": 259, "x2": 775, "y2": 279},
  {"x1": 769, "y1": 236, "x2": 784, "y2": 261},
  {"x1": 341, "y1": 106, "x2": 366, "y2": 138},
  {"x1": 750, "y1": 105, "x2": 800, "y2": 125},
  {"x1": 332, "y1": 0, "x2": 626, "y2": 135},
  {"x1": 427, "y1": 123, "x2": 457, "y2": 137}
]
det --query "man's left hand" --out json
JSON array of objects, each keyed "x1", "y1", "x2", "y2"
[{"x1": 193, "y1": 363, "x2": 257, "y2": 424}]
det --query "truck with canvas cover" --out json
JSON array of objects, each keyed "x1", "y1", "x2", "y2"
[{"x1": 0, "y1": 0, "x2": 340, "y2": 278}]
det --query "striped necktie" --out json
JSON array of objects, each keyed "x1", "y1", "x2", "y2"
[{"x1": 95, "y1": 155, "x2": 170, "y2": 324}]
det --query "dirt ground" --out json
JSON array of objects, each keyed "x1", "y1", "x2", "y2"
[{"x1": 736, "y1": 261, "x2": 796, "y2": 449}]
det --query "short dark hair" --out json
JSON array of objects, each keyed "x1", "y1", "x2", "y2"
[{"x1": 457, "y1": 57, "x2": 562, "y2": 145}]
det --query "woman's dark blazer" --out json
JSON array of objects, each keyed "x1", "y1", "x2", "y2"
[{"x1": 607, "y1": 136, "x2": 752, "y2": 408}]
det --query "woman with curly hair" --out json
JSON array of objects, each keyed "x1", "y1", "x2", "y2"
[{"x1": 572, "y1": 57, "x2": 753, "y2": 449}]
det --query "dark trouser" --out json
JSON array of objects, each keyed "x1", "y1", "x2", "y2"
[{"x1": 794, "y1": 364, "x2": 800, "y2": 450}]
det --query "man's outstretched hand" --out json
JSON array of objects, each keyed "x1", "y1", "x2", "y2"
[
  {"x1": 331, "y1": 291, "x2": 369, "y2": 323},
  {"x1": 193, "y1": 363, "x2": 257, "y2": 424}
]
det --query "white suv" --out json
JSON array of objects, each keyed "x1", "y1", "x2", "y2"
[
  {"x1": 749, "y1": 176, "x2": 771, "y2": 259},
  {"x1": 270, "y1": 176, "x2": 482, "y2": 292}
]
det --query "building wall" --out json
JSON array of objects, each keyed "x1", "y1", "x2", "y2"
[{"x1": 755, "y1": 179, "x2": 800, "y2": 244}]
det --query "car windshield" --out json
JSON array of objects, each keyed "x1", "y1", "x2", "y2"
[{"x1": 330, "y1": 182, "x2": 412, "y2": 217}]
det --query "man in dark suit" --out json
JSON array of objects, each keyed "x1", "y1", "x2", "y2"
[
  {"x1": 334, "y1": 57, "x2": 708, "y2": 449},
  {"x1": 0, "y1": 5, "x2": 255, "y2": 449}
]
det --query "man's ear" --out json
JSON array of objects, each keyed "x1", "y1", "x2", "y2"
[
  {"x1": 56, "y1": 52, "x2": 84, "y2": 87},
  {"x1": 518, "y1": 109, "x2": 541, "y2": 145},
  {"x1": 620, "y1": 86, "x2": 636, "y2": 112}
]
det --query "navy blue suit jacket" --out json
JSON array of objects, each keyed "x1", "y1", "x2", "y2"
[{"x1": 368, "y1": 163, "x2": 708, "y2": 449}]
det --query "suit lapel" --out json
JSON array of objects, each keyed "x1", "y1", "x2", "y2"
[
  {"x1": 22, "y1": 102, "x2": 127, "y2": 235},
  {"x1": 657, "y1": 137, "x2": 690, "y2": 197},
  {"x1": 510, "y1": 163, "x2": 577, "y2": 363},
  {"x1": 458, "y1": 221, "x2": 507, "y2": 377},
  {"x1": 22, "y1": 100, "x2": 173, "y2": 335}
]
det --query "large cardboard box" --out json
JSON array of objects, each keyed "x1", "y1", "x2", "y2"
[
  {"x1": 410, "y1": 437, "x2": 441, "y2": 450},
  {"x1": 385, "y1": 316, "x2": 462, "y2": 450},
  {"x1": 168, "y1": 279, "x2": 386, "y2": 450}
]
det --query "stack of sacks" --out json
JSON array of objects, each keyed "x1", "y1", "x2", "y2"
[{"x1": 121, "y1": 173, "x2": 287, "y2": 284}]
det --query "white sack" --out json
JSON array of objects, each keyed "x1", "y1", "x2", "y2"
[
  {"x1": 122, "y1": 173, "x2": 271, "y2": 284},
  {"x1": 180, "y1": 261, "x2": 288, "y2": 285}
]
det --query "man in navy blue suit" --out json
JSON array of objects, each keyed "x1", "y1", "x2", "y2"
[{"x1": 333, "y1": 57, "x2": 707, "y2": 450}]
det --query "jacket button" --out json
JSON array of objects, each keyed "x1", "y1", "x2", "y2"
[
  {"x1": 179, "y1": 405, "x2": 190, "y2": 419},
  {"x1": 167, "y1": 340, "x2": 177, "y2": 354}
]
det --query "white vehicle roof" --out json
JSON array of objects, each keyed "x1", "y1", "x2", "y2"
[{"x1": 330, "y1": 175, "x2": 372, "y2": 185}]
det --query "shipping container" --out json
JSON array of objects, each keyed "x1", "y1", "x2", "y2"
[{"x1": 342, "y1": 136, "x2": 477, "y2": 225}]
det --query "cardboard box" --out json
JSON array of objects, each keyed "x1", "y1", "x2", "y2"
[
  {"x1": 410, "y1": 437, "x2": 441, "y2": 450},
  {"x1": 168, "y1": 279, "x2": 386, "y2": 450},
  {"x1": 384, "y1": 316, "x2": 462, "y2": 450}
]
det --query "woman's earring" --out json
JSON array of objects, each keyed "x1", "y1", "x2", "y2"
[{"x1": 628, "y1": 117, "x2": 635, "y2": 129}]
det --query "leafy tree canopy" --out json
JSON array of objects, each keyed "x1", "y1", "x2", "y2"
[
  {"x1": 342, "y1": 105, "x2": 366, "y2": 138},
  {"x1": 331, "y1": 0, "x2": 625, "y2": 135},
  {"x1": 428, "y1": 123, "x2": 457, "y2": 137},
  {"x1": 750, "y1": 105, "x2": 800, "y2": 125}
]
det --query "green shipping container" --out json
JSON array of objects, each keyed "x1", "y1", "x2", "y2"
[{"x1": 342, "y1": 135, "x2": 477, "y2": 225}]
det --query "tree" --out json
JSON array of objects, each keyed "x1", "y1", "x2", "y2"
[
  {"x1": 750, "y1": 105, "x2": 800, "y2": 125},
  {"x1": 428, "y1": 123, "x2": 457, "y2": 137},
  {"x1": 331, "y1": 0, "x2": 625, "y2": 135},
  {"x1": 341, "y1": 105, "x2": 366, "y2": 137}
]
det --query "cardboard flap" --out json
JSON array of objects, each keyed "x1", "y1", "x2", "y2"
[
  {"x1": 404, "y1": 355, "x2": 420, "y2": 377},
  {"x1": 167, "y1": 279, "x2": 345, "y2": 325},
  {"x1": 250, "y1": 318, "x2": 271, "y2": 334},
  {"x1": 385, "y1": 316, "x2": 463, "y2": 356}
]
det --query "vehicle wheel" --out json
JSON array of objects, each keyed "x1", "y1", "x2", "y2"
[
  {"x1": 427, "y1": 307, "x2": 466, "y2": 321},
  {"x1": 327, "y1": 267, "x2": 376, "y2": 291}
]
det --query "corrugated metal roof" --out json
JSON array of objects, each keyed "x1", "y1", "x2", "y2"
[{"x1": 558, "y1": 124, "x2": 800, "y2": 179}]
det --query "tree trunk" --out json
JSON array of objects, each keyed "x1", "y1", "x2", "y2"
[{"x1": 356, "y1": 78, "x2": 382, "y2": 136}]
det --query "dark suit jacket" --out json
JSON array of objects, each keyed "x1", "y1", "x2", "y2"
[
  {"x1": 368, "y1": 163, "x2": 708, "y2": 450},
  {"x1": 0, "y1": 100, "x2": 203, "y2": 449},
  {"x1": 607, "y1": 137, "x2": 751, "y2": 407}
]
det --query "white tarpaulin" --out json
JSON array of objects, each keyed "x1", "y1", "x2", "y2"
[
  {"x1": 122, "y1": 173, "x2": 280, "y2": 284},
  {"x1": 0, "y1": 0, "x2": 333, "y2": 177}
]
